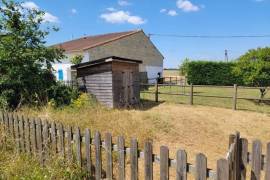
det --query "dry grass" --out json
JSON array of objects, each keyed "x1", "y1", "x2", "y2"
[{"x1": 19, "y1": 99, "x2": 270, "y2": 170}]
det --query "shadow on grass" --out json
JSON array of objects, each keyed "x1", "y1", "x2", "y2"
[{"x1": 137, "y1": 99, "x2": 165, "y2": 111}]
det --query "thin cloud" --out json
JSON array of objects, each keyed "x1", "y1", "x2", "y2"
[
  {"x1": 168, "y1": 10, "x2": 178, "y2": 16},
  {"x1": 107, "y1": 7, "x2": 117, "y2": 12},
  {"x1": 71, "y1": 8, "x2": 77, "y2": 14},
  {"x1": 21, "y1": 1, "x2": 39, "y2": 10},
  {"x1": 160, "y1": 9, "x2": 178, "y2": 16},
  {"x1": 100, "y1": 10, "x2": 146, "y2": 25},
  {"x1": 43, "y1": 12, "x2": 59, "y2": 23},
  {"x1": 160, "y1": 9, "x2": 167, "y2": 13},
  {"x1": 118, "y1": 0, "x2": 131, "y2": 6},
  {"x1": 176, "y1": 0, "x2": 200, "y2": 12},
  {"x1": 21, "y1": 1, "x2": 59, "y2": 23}
]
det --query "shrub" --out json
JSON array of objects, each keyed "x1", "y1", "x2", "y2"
[
  {"x1": 47, "y1": 82, "x2": 79, "y2": 108},
  {"x1": 185, "y1": 61, "x2": 242, "y2": 85}
]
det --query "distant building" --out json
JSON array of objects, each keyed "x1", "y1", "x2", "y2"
[{"x1": 52, "y1": 29, "x2": 164, "y2": 83}]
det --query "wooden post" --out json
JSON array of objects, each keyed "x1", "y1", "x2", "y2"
[
  {"x1": 105, "y1": 133, "x2": 113, "y2": 180},
  {"x1": 50, "y1": 122, "x2": 57, "y2": 154},
  {"x1": 19, "y1": 116, "x2": 25, "y2": 153},
  {"x1": 195, "y1": 153, "x2": 207, "y2": 180},
  {"x1": 31, "y1": 119, "x2": 37, "y2": 154},
  {"x1": 190, "y1": 84, "x2": 193, "y2": 105},
  {"x1": 240, "y1": 138, "x2": 248, "y2": 180},
  {"x1": 155, "y1": 79, "x2": 159, "y2": 103},
  {"x1": 42, "y1": 121, "x2": 49, "y2": 165},
  {"x1": 176, "y1": 149, "x2": 187, "y2": 180},
  {"x1": 36, "y1": 119, "x2": 43, "y2": 165},
  {"x1": 14, "y1": 115, "x2": 20, "y2": 153},
  {"x1": 66, "y1": 126, "x2": 72, "y2": 162},
  {"x1": 217, "y1": 159, "x2": 229, "y2": 180},
  {"x1": 25, "y1": 118, "x2": 31, "y2": 153},
  {"x1": 265, "y1": 142, "x2": 270, "y2": 180},
  {"x1": 130, "y1": 138, "x2": 138, "y2": 180},
  {"x1": 95, "y1": 131, "x2": 102, "y2": 180},
  {"x1": 234, "y1": 132, "x2": 241, "y2": 180},
  {"x1": 233, "y1": 84, "x2": 238, "y2": 110},
  {"x1": 144, "y1": 141, "x2": 153, "y2": 180},
  {"x1": 251, "y1": 140, "x2": 262, "y2": 180},
  {"x1": 85, "y1": 129, "x2": 91, "y2": 175},
  {"x1": 118, "y1": 136, "x2": 125, "y2": 180},
  {"x1": 160, "y1": 146, "x2": 169, "y2": 180},
  {"x1": 58, "y1": 123, "x2": 65, "y2": 157},
  {"x1": 75, "y1": 127, "x2": 82, "y2": 167}
]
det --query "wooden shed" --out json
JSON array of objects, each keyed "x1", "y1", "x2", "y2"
[{"x1": 71, "y1": 56, "x2": 142, "y2": 108}]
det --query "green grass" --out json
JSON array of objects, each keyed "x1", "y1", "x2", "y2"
[{"x1": 141, "y1": 85, "x2": 270, "y2": 113}]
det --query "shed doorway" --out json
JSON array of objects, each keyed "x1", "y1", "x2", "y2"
[{"x1": 121, "y1": 70, "x2": 135, "y2": 107}]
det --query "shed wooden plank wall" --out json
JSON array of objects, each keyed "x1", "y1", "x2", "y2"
[{"x1": 77, "y1": 63, "x2": 114, "y2": 108}]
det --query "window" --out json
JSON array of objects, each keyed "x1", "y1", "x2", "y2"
[{"x1": 58, "y1": 69, "x2": 64, "y2": 80}]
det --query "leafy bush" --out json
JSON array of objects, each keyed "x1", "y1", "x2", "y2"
[
  {"x1": 70, "y1": 93, "x2": 97, "y2": 109},
  {"x1": 184, "y1": 61, "x2": 242, "y2": 85},
  {"x1": 48, "y1": 82, "x2": 79, "y2": 108},
  {"x1": 70, "y1": 54, "x2": 83, "y2": 65}
]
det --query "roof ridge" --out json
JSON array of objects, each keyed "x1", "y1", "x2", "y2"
[
  {"x1": 82, "y1": 29, "x2": 142, "y2": 50},
  {"x1": 54, "y1": 29, "x2": 141, "y2": 47}
]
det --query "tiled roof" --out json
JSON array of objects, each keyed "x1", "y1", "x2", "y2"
[{"x1": 54, "y1": 30, "x2": 142, "y2": 53}]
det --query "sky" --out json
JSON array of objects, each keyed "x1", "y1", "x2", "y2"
[{"x1": 13, "y1": 0, "x2": 270, "y2": 68}]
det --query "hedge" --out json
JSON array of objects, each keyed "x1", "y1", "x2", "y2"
[{"x1": 185, "y1": 61, "x2": 242, "y2": 85}]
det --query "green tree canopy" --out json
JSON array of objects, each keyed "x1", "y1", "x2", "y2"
[
  {"x1": 71, "y1": 54, "x2": 83, "y2": 65},
  {"x1": 0, "y1": 0, "x2": 64, "y2": 109},
  {"x1": 234, "y1": 47, "x2": 270, "y2": 98}
]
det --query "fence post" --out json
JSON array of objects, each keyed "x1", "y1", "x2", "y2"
[
  {"x1": 217, "y1": 159, "x2": 229, "y2": 180},
  {"x1": 85, "y1": 128, "x2": 91, "y2": 176},
  {"x1": 130, "y1": 138, "x2": 138, "y2": 180},
  {"x1": 75, "y1": 127, "x2": 82, "y2": 167},
  {"x1": 240, "y1": 138, "x2": 248, "y2": 180},
  {"x1": 160, "y1": 146, "x2": 169, "y2": 180},
  {"x1": 265, "y1": 142, "x2": 270, "y2": 180},
  {"x1": 176, "y1": 149, "x2": 187, "y2": 180},
  {"x1": 195, "y1": 153, "x2": 207, "y2": 180},
  {"x1": 144, "y1": 141, "x2": 153, "y2": 180},
  {"x1": 233, "y1": 84, "x2": 238, "y2": 110},
  {"x1": 105, "y1": 133, "x2": 113, "y2": 180},
  {"x1": 190, "y1": 84, "x2": 193, "y2": 105},
  {"x1": 251, "y1": 140, "x2": 262, "y2": 180},
  {"x1": 95, "y1": 131, "x2": 102, "y2": 180},
  {"x1": 118, "y1": 136, "x2": 125, "y2": 180},
  {"x1": 155, "y1": 78, "x2": 159, "y2": 103}
]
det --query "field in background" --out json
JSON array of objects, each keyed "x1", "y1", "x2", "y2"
[
  {"x1": 163, "y1": 69, "x2": 181, "y2": 77},
  {"x1": 141, "y1": 85, "x2": 270, "y2": 113},
  {"x1": 19, "y1": 100, "x2": 270, "y2": 169}
]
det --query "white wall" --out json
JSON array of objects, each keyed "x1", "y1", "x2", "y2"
[
  {"x1": 52, "y1": 63, "x2": 73, "y2": 81},
  {"x1": 145, "y1": 65, "x2": 163, "y2": 83}
]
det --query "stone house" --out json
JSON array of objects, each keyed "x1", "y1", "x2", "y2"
[{"x1": 52, "y1": 29, "x2": 164, "y2": 83}]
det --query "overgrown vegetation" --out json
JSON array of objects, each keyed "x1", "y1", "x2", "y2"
[
  {"x1": 0, "y1": 0, "x2": 78, "y2": 110},
  {"x1": 0, "y1": 130, "x2": 85, "y2": 179}
]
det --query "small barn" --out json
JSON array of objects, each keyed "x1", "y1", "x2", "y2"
[{"x1": 71, "y1": 56, "x2": 142, "y2": 108}]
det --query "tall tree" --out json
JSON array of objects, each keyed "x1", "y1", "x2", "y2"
[
  {"x1": 0, "y1": 0, "x2": 64, "y2": 109},
  {"x1": 234, "y1": 47, "x2": 270, "y2": 99}
]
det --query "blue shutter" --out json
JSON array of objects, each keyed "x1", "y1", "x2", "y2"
[{"x1": 58, "y1": 69, "x2": 64, "y2": 80}]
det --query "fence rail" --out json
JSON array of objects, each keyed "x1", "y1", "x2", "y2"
[
  {"x1": 0, "y1": 112, "x2": 270, "y2": 179},
  {"x1": 141, "y1": 82, "x2": 270, "y2": 111}
]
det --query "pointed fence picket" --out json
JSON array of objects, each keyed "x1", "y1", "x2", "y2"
[{"x1": 0, "y1": 111, "x2": 270, "y2": 180}]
